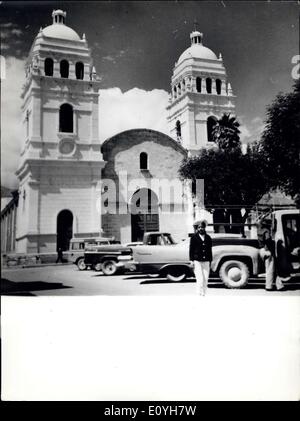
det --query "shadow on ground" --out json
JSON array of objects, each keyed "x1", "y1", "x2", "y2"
[
  {"x1": 91, "y1": 271, "x2": 138, "y2": 278},
  {"x1": 137, "y1": 277, "x2": 300, "y2": 290},
  {"x1": 1, "y1": 278, "x2": 72, "y2": 296},
  {"x1": 139, "y1": 277, "x2": 196, "y2": 285}
]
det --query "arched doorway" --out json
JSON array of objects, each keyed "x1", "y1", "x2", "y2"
[
  {"x1": 57, "y1": 209, "x2": 73, "y2": 251},
  {"x1": 130, "y1": 189, "x2": 159, "y2": 241}
]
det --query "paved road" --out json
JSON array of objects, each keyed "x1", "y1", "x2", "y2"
[{"x1": 2, "y1": 264, "x2": 300, "y2": 296}]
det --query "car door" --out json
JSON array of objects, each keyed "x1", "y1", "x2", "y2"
[
  {"x1": 280, "y1": 213, "x2": 300, "y2": 273},
  {"x1": 133, "y1": 240, "x2": 189, "y2": 265}
]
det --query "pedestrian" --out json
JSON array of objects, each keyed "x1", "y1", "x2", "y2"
[
  {"x1": 56, "y1": 247, "x2": 64, "y2": 264},
  {"x1": 275, "y1": 239, "x2": 291, "y2": 286},
  {"x1": 259, "y1": 220, "x2": 284, "y2": 291},
  {"x1": 189, "y1": 220, "x2": 212, "y2": 296}
]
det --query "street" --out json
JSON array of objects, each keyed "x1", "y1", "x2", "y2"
[{"x1": 2, "y1": 264, "x2": 300, "y2": 296}]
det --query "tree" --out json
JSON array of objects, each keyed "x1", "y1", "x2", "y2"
[
  {"x1": 212, "y1": 113, "x2": 241, "y2": 151},
  {"x1": 260, "y1": 80, "x2": 300, "y2": 207},
  {"x1": 179, "y1": 136, "x2": 268, "y2": 234}
]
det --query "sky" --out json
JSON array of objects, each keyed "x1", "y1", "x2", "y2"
[{"x1": 1, "y1": 0, "x2": 299, "y2": 188}]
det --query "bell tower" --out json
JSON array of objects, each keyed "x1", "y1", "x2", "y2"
[
  {"x1": 15, "y1": 10, "x2": 105, "y2": 253},
  {"x1": 167, "y1": 28, "x2": 236, "y2": 155}
]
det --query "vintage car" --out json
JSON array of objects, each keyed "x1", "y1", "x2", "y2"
[
  {"x1": 67, "y1": 237, "x2": 121, "y2": 270},
  {"x1": 84, "y1": 244, "x2": 135, "y2": 275},
  {"x1": 132, "y1": 232, "x2": 261, "y2": 288},
  {"x1": 132, "y1": 210, "x2": 300, "y2": 288}
]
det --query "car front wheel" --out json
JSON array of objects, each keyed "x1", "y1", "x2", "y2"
[
  {"x1": 219, "y1": 260, "x2": 249, "y2": 288},
  {"x1": 77, "y1": 257, "x2": 87, "y2": 271},
  {"x1": 101, "y1": 260, "x2": 118, "y2": 276}
]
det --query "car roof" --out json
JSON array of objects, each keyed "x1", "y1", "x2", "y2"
[
  {"x1": 210, "y1": 233, "x2": 242, "y2": 238},
  {"x1": 70, "y1": 237, "x2": 114, "y2": 243},
  {"x1": 144, "y1": 232, "x2": 171, "y2": 236},
  {"x1": 273, "y1": 209, "x2": 300, "y2": 217}
]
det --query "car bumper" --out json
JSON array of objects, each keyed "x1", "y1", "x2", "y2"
[{"x1": 121, "y1": 261, "x2": 137, "y2": 272}]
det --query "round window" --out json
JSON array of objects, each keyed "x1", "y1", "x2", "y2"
[{"x1": 59, "y1": 139, "x2": 75, "y2": 155}]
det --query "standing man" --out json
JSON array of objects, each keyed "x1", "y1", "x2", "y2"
[
  {"x1": 189, "y1": 220, "x2": 213, "y2": 296},
  {"x1": 56, "y1": 247, "x2": 64, "y2": 264},
  {"x1": 258, "y1": 219, "x2": 284, "y2": 291}
]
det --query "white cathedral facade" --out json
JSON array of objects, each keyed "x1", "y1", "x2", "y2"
[{"x1": 1, "y1": 10, "x2": 236, "y2": 254}]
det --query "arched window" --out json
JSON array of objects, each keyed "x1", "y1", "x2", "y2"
[
  {"x1": 207, "y1": 116, "x2": 217, "y2": 143},
  {"x1": 26, "y1": 110, "x2": 29, "y2": 139},
  {"x1": 196, "y1": 77, "x2": 202, "y2": 93},
  {"x1": 173, "y1": 86, "x2": 177, "y2": 99},
  {"x1": 59, "y1": 103, "x2": 73, "y2": 133},
  {"x1": 44, "y1": 58, "x2": 54, "y2": 76},
  {"x1": 216, "y1": 79, "x2": 222, "y2": 95},
  {"x1": 75, "y1": 62, "x2": 84, "y2": 80},
  {"x1": 60, "y1": 60, "x2": 69, "y2": 78},
  {"x1": 182, "y1": 79, "x2": 186, "y2": 92},
  {"x1": 140, "y1": 152, "x2": 148, "y2": 170},
  {"x1": 176, "y1": 120, "x2": 181, "y2": 140},
  {"x1": 178, "y1": 83, "x2": 181, "y2": 96},
  {"x1": 206, "y1": 78, "x2": 212, "y2": 94}
]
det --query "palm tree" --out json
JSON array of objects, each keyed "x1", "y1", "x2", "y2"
[
  {"x1": 212, "y1": 113, "x2": 241, "y2": 151},
  {"x1": 211, "y1": 114, "x2": 242, "y2": 232}
]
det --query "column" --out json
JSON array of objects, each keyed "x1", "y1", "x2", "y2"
[
  {"x1": 1, "y1": 213, "x2": 7, "y2": 252},
  {"x1": 31, "y1": 95, "x2": 42, "y2": 141},
  {"x1": 187, "y1": 107, "x2": 196, "y2": 148},
  {"x1": 12, "y1": 205, "x2": 17, "y2": 252},
  {"x1": 68, "y1": 61, "x2": 76, "y2": 79},
  {"x1": 221, "y1": 79, "x2": 227, "y2": 95},
  {"x1": 211, "y1": 78, "x2": 217, "y2": 95},
  {"x1": 91, "y1": 95, "x2": 99, "y2": 143},
  {"x1": 27, "y1": 183, "x2": 39, "y2": 234},
  {"x1": 53, "y1": 60, "x2": 60, "y2": 78},
  {"x1": 191, "y1": 77, "x2": 196, "y2": 92},
  {"x1": 90, "y1": 180, "x2": 101, "y2": 235},
  {"x1": 7, "y1": 210, "x2": 12, "y2": 252}
]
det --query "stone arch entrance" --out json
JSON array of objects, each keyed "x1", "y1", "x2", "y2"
[
  {"x1": 130, "y1": 189, "x2": 159, "y2": 242},
  {"x1": 56, "y1": 209, "x2": 73, "y2": 251}
]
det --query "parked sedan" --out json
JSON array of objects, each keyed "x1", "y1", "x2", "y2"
[{"x1": 132, "y1": 233, "x2": 261, "y2": 288}]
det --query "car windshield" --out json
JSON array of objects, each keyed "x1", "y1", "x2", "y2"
[
  {"x1": 163, "y1": 234, "x2": 175, "y2": 245},
  {"x1": 147, "y1": 234, "x2": 176, "y2": 245},
  {"x1": 71, "y1": 242, "x2": 85, "y2": 250}
]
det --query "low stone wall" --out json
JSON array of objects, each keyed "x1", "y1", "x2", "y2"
[{"x1": 1, "y1": 252, "x2": 65, "y2": 268}]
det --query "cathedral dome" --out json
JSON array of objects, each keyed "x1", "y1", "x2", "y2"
[
  {"x1": 42, "y1": 24, "x2": 81, "y2": 41},
  {"x1": 178, "y1": 44, "x2": 217, "y2": 62},
  {"x1": 42, "y1": 10, "x2": 81, "y2": 41},
  {"x1": 177, "y1": 30, "x2": 217, "y2": 63}
]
